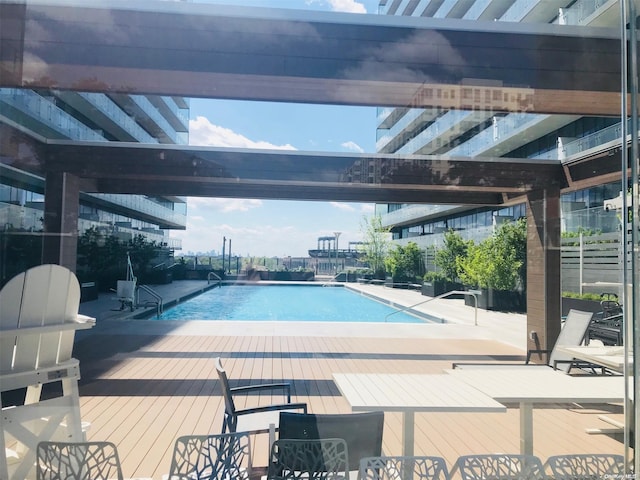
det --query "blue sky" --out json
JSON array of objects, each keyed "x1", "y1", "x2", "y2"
[{"x1": 173, "y1": 0, "x2": 382, "y2": 257}]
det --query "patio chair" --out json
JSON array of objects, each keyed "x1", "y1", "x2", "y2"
[
  {"x1": 36, "y1": 441, "x2": 124, "y2": 480},
  {"x1": 267, "y1": 438, "x2": 349, "y2": 480},
  {"x1": 453, "y1": 454, "x2": 545, "y2": 480},
  {"x1": 278, "y1": 411, "x2": 384, "y2": 472},
  {"x1": 452, "y1": 309, "x2": 594, "y2": 373},
  {"x1": 1, "y1": 264, "x2": 96, "y2": 480},
  {"x1": 167, "y1": 432, "x2": 252, "y2": 480},
  {"x1": 359, "y1": 456, "x2": 451, "y2": 480},
  {"x1": 215, "y1": 357, "x2": 307, "y2": 441},
  {"x1": 544, "y1": 453, "x2": 625, "y2": 479}
]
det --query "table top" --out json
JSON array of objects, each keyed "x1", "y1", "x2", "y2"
[
  {"x1": 445, "y1": 367, "x2": 624, "y2": 404},
  {"x1": 332, "y1": 373, "x2": 506, "y2": 413},
  {"x1": 555, "y1": 345, "x2": 628, "y2": 373}
]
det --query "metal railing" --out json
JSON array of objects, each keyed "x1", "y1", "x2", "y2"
[
  {"x1": 137, "y1": 284, "x2": 163, "y2": 318},
  {"x1": 207, "y1": 272, "x2": 222, "y2": 287},
  {"x1": 322, "y1": 273, "x2": 342, "y2": 287},
  {"x1": 384, "y1": 290, "x2": 479, "y2": 325}
]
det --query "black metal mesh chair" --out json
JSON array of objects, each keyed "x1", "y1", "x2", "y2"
[{"x1": 267, "y1": 438, "x2": 349, "y2": 480}]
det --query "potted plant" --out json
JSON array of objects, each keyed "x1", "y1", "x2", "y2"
[
  {"x1": 384, "y1": 242, "x2": 425, "y2": 287},
  {"x1": 421, "y1": 271, "x2": 449, "y2": 297},
  {"x1": 457, "y1": 219, "x2": 526, "y2": 311}
]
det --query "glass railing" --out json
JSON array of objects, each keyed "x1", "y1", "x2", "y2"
[
  {"x1": 447, "y1": 112, "x2": 545, "y2": 157},
  {"x1": 79, "y1": 93, "x2": 158, "y2": 143},
  {"x1": 380, "y1": 204, "x2": 462, "y2": 227},
  {"x1": 500, "y1": 0, "x2": 539, "y2": 22},
  {"x1": 130, "y1": 94, "x2": 179, "y2": 143},
  {"x1": 77, "y1": 217, "x2": 182, "y2": 249},
  {"x1": 84, "y1": 193, "x2": 187, "y2": 228},
  {"x1": 0, "y1": 203, "x2": 43, "y2": 231},
  {"x1": 0, "y1": 89, "x2": 105, "y2": 141},
  {"x1": 560, "y1": 121, "x2": 626, "y2": 160},
  {"x1": 397, "y1": 110, "x2": 490, "y2": 154},
  {"x1": 376, "y1": 108, "x2": 438, "y2": 152},
  {"x1": 160, "y1": 96, "x2": 189, "y2": 129},
  {"x1": 557, "y1": 0, "x2": 615, "y2": 25}
]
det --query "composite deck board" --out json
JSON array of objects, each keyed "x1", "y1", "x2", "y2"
[{"x1": 72, "y1": 332, "x2": 625, "y2": 479}]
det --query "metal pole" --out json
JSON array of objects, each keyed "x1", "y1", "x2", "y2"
[
  {"x1": 222, "y1": 236, "x2": 226, "y2": 274},
  {"x1": 228, "y1": 239, "x2": 232, "y2": 274}
]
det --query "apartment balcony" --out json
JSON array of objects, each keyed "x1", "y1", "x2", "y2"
[
  {"x1": 147, "y1": 96, "x2": 189, "y2": 135},
  {"x1": 447, "y1": 112, "x2": 578, "y2": 157},
  {"x1": 0, "y1": 89, "x2": 105, "y2": 141},
  {"x1": 54, "y1": 91, "x2": 159, "y2": 143},
  {"x1": 83, "y1": 194, "x2": 187, "y2": 230},
  {"x1": 380, "y1": 204, "x2": 469, "y2": 228},
  {"x1": 108, "y1": 94, "x2": 180, "y2": 144},
  {"x1": 377, "y1": 108, "x2": 442, "y2": 153}
]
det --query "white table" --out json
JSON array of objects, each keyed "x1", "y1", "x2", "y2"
[
  {"x1": 446, "y1": 367, "x2": 625, "y2": 455},
  {"x1": 555, "y1": 345, "x2": 629, "y2": 373},
  {"x1": 332, "y1": 373, "x2": 506, "y2": 456}
]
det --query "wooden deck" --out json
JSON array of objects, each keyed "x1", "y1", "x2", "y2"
[{"x1": 72, "y1": 325, "x2": 626, "y2": 479}]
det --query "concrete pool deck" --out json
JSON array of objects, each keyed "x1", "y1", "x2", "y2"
[{"x1": 78, "y1": 279, "x2": 527, "y2": 350}]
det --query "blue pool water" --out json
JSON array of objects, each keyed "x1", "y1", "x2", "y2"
[{"x1": 158, "y1": 285, "x2": 426, "y2": 323}]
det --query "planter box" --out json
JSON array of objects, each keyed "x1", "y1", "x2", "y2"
[
  {"x1": 561, "y1": 297, "x2": 602, "y2": 317},
  {"x1": 421, "y1": 280, "x2": 460, "y2": 297},
  {"x1": 465, "y1": 288, "x2": 525, "y2": 312}
]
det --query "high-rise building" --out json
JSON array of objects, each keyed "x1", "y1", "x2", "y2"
[
  {"x1": 0, "y1": 88, "x2": 189, "y2": 280},
  {"x1": 376, "y1": 0, "x2": 623, "y2": 253}
]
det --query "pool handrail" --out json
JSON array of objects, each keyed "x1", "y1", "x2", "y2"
[
  {"x1": 384, "y1": 290, "x2": 479, "y2": 325},
  {"x1": 208, "y1": 272, "x2": 222, "y2": 287},
  {"x1": 138, "y1": 284, "x2": 163, "y2": 318}
]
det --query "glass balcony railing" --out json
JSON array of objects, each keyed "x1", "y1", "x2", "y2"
[
  {"x1": 376, "y1": 108, "x2": 439, "y2": 153},
  {"x1": 0, "y1": 89, "x2": 106, "y2": 141},
  {"x1": 161, "y1": 96, "x2": 189, "y2": 130},
  {"x1": 130, "y1": 94, "x2": 179, "y2": 143},
  {"x1": 85, "y1": 193, "x2": 187, "y2": 228},
  {"x1": 79, "y1": 93, "x2": 158, "y2": 143},
  {"x1": 77, "y1": 216, "x2": 182, "y2": 249},
  {"x1": 557, "y1": 0, "x2": 615, "y2": 25},
  {"x1": 379, "y1": 204, "x2": 462, "y2": 228}
]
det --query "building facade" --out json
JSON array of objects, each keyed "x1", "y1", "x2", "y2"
[
  {"x1": 376, "y1": 0, "x2": 625, "y2": 258},
  {"x1": 0, "y1": 88, "x2": 189, "y2": 283}
]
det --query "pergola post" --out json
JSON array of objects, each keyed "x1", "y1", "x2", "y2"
[
  {"x1": 525, "y1": 187, "x2": 562, "y2": 359},
  {"x1": 42, "y1": 171, "x2": 80, "y2": 272}
]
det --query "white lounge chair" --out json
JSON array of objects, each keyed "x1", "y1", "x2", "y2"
[
  {"x1": 452, "y1": 309, "x2": 594, "y2": 373},
  {"x1": 0, "y1": 264, "x2": 95, "y2": 480}
]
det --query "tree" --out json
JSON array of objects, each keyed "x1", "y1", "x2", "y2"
[
  {"x1": 457, "y1": 219, "x2": 526, "y2": 291},
  {"x1": 360, "y1": 214, "x2": 390, "y2": 278},
  {"x1": 434, "y1": 229, "x2": 470, "y2": 282},
  {"x1": 385, "y1": 241, "x2": 425, "y2": 283}
]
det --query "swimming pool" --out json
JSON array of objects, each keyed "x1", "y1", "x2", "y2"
[{"x1": 158, "y1": 285, "x2": 428, "y2": 323}]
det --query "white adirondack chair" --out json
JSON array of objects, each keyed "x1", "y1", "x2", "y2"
[{"x1": 0, "y1": 264, "x2": 95, "y2": 480}]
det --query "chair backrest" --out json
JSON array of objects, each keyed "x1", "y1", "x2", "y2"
[
  {"x1": 549, "y1": 309, "x2": 594, "y2": 372},
  {"x1": 1, "y1": 264, "x2": 82, "y2": 375},
  {"x1": 215, "y1": 357, "x2": 237, "y2": 415},
  {"x1": 168, "y1": 432, "x2": 252, "y2": 480},
  {"x1": 278, "y1": 411, "x2": 384, "y2": 471},
  {"x1": 360, "y1": 456, "x2": 451, "y2": 480},
  {"x1": 36, "y1": 441, "x2": 123, "y2": 480},
  {"x1": 454, "y1": 454, "x2": 545, "y2": 480},
  {"x1": 545, "y1": 454, "x2": 625, "y2": 479},
  {"x1": 267, "y1": 438, "x2": 348, "y2": 480}
]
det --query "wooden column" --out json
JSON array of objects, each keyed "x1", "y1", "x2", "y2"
[
  {"x1": 42, "y1": 171, "x2": 79, "y2": 272},
  {"x1": 525, "y1": 187, "x2": 562, "y2": 359}
]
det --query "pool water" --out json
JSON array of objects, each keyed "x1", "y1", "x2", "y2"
[{"x1": 158, "y1": 285, "x2": 426, "y2": 323}]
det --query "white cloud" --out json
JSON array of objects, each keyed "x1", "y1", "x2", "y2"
[
  {"x1": 189, "y1": 116, "x2": 296, "y2": 150},
  {"x1": 360, "y1": 204, "x2": 375, "y2": 213},
  {"x1": 188, "y1": 197, "x2": 263, "y2": 213},
  {"x1": 327, "y1": 0, "x2": 367, "y2": 13},
  {"x1": 330, "y1": 202, "x2": 356, "y2": 212},
  {"x1": 341, "y1": 140, "x2": 364, "y2": 153}
]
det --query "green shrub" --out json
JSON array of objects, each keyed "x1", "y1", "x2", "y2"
[{"x1": 562, "y1": 291, "x2": 602, "y2": 301}]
